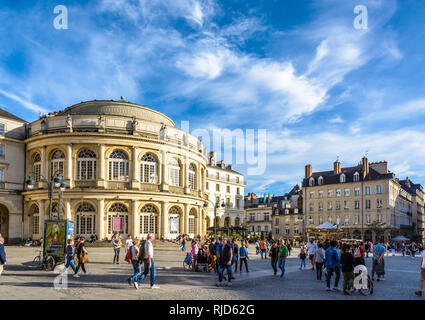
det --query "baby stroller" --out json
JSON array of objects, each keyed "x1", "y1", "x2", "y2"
[{"x1": 196, "y1": 248, "x2": 209, "y2": 272}]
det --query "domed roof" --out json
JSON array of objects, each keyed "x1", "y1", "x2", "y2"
[{"x1": 57, "y1": 100, "x2": 175, "y2": 127}]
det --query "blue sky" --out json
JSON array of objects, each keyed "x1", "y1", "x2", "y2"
[{"x1": 1, "y1": 0, "x2": 425, "y2": 195}]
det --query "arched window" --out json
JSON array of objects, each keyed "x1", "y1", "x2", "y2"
[
  {"x1": 33, "y1": 153, "x2": 41, "y2": 182},
  {"x1": 76, "y1": 202, "x2": 96, "y2": 236},
  {"x1": 224, "y1": 216, "x2": 231, "y2": 228},
  {"x1": 168, "y1": 206, "x2": 181, "y2": 234},
  {"x1": 340, "y1": 173, "x2": 346, "y2": 183},
  {"x1": 189, "y1": 208, "x2": 196, "y2": 234},
  {"x1": 309, "y1": 177, "x2": 315, "y2": 186},
  {"x1": 140, "y1": 204, "x2": 158, "y2": 237},
  {"x1": 188, "y1": 164, "x2": 196, "y2": 190},
  {"x1": 77, "y1": 149, "x2": 97, "y2": 180},
  {"x1": 108, "y1": 203, "x2": 129, "y2": 235},
  {"x1": 168, "y1": 158, "x2": 181, "y2": 187},
  {"x1": 140, "y1": 154, "x2": 158, "y2": 183},
  {"x1": 31, "y1": 205, "x2": 40, "y2": 235},
  {"x1": 353, "y1": 172, "x2": 359, "y2": 182},
  {"x1": 108, "y1": 150, "x2": 129, "y2": 181},
  {"x1": 318, "y1": 176, "x2": 324, "y2": 185},
  {"x1": 234, "y1": 217, "x2": 240, "y2": 227},
  {"x1": 50, "y1": 150, "x2": 65, "y2": 178}
]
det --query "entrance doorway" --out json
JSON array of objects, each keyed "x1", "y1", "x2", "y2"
[{"x1": 0, "y1": 204, "x2": 9, "y2": 242}]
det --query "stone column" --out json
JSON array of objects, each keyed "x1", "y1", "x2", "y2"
[
  {"x1": 98, "y1": 145, "x2": 105, "y2": 188},
  {"x1": 98, "y1": 199, "x2": 105, "y2": 240},
  {"x1": 183, "y1": 161, "x2": 190, "y2": 194},
  {"x1": 183, "y1": 203, "x2": 189, "y2": 235},
  {"x1": 132, "y1": 200, "x2": 139, "y2": 239},
  {"x1": 39, "y1": 200, "x2": 45, "y2": 237},
  {"x1": 131, "y1": 147, "x2": 139, "y2": 190},
  {"x1": 40, "y1": 146, "x2": 47, "y2": 188},
  {"x1": 160, "y1": 151, "x2": 169, "y2": 191},
  {"x1": 161, "y1": 201, "x2": 169, "y2": 239},
  {"x1": 66, "y1": 144, "x2": 73, "y2": 188}
]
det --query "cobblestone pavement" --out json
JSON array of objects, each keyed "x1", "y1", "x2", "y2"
[{"x1": 0, "y1": 243, "x2": 423, "y2": 300}]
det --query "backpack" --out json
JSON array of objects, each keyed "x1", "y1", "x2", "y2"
[
  {"x1": 138, "y1": 240, "x2": 146, "y2": 263},
  {"x1": 354, "y1": 247, "x2": 361, "y2": 258},
  {"x1": 125, "y1": 245, "x2": 133, "y2": 264}
]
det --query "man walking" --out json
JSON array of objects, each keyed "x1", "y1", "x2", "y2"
[
  {"x1": 217, "y1": 237, "x2": 233, "y2": 287},
  {"x1": 278, "y1": 239, "x2": 288, "y2": 278},
  {"x1": 0, "y1": 236, "x2": 6, "y2": 276},
  {"x1": 260, "y1": 239, "x2": 267, "y2": 259},
  {"x1": 371, "y1": 240, "x2": 386, "y2": 281},
  {"x1": 134, "y1": 233, "x2": 159, "y2": 289},
  {"x1": 325, "y1": 240, "x2": 341, "y2": 291}
]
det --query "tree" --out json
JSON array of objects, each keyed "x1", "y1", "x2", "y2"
[{"x1": 366, "y1": 221, "x2": 390, "y2": 240}]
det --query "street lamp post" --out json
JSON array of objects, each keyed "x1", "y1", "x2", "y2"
[
  {"x1": 26, "y1": 170, "x2": 68, "y2": 221},
  {"x1": 204, "y1": 198, "x2": 225, "y2": 238}
]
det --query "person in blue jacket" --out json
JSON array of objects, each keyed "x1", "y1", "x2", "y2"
[
  {"x1": 325, "y1": 240, "x2": 341, "y2": 291},
  {"x1": 0, "y1": 236, "x2": 6, "y2": 276}
]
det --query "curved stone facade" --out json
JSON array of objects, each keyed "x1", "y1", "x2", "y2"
[{"x1": 22, "y1": 100, "x2": 208, "y2": 240}]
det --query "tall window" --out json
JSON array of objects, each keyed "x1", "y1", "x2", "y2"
[
  {"x1": 318, "y1": 176, "x2": 324, "y2": 185},
  {"x1": 168, "y1": 158, "x2": 181, "y2": 187},
  {"x1": 140, "y1": 154, "x2": 158, "y2": 183},
  {"x1": 376, "y1": 199, "x2": 383, "y2": 208},
  {"x1": 336, "y1": 189, "x2": 341, "y2": 197},
  {"x1": 108, "y1": 150, "x2": 129, "y2": 181},
  {"x1": 50, "y1": 150, "x2": 65, "y2": 178},
  {"x1": 168, "y1": 206, "x2": 181, "y2": 234},
  {"x1": 189, "y1": 209, "x2": 196, "y2": 234},
  {"x1": 353, "y1": 172, "x2": 359, "y2": 182},
  {"x1": 33, "y1": 153, "x2": 41, "y2": 182},
  {"x1": 77, "y1": 149, "x2": 97, "y2": 180},
  {"x1": 188, "y1": 164, "x2": 196, "y2": 190},
  {"x1": 0, "y1": 124, "x2": 4, "y2": 136},
  {"x1": 108, "y1": 203, "x2": 128, "y2": 234},
  {"x1": 140, "y1": 204, "x2": 158, "y2": 236},
  {"x1": 365, "y1": 186, "x2": 370, "y2": 195},
  {"x1": 354, "y1": 187, "x2": 360, "y2": 196},
  {"x1": 0, "y1": 145, "x2": 4, "y2": 158},
  {"x1": 0, "y1": 168, "x2": 4, "y2": 182},
  {"x1": 354, "y1": 200, "x2": 360, "y2": 209},
  {"x1": 376, "y1": 185, "x2": 383, "y2": 194},
  {"x1": 31, "y1": 205, "x2": 40, "y2": 235},
  {"x1": 340, "y1": 174, "x2": 346, "y2": 183},
  {"x1": 76, "y1": 203, "x2": 96, "y2": 235}
]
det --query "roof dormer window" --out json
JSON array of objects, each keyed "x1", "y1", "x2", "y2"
[
  {"x1": 353, "y1": 172, "x2": 359, "y2": 182},
  {"x1": 340, "y1": 173, "x2": 346, "y2": 183},
  {"x1": 318, "y1": 176, "x2": 324, "y2": 185},
  {"x1": 309, "y1": 177, "x2": 315, "y2": 186}
]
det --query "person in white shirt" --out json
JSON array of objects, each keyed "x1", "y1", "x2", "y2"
[
  {"x1": 307, "y1": 240, "x2": 318, "y2": 270},
  {"x1": 125, "y1": 235, "x2": 133, "y2": 253},
  {"x1": 134, "y1": 233, "x2": 159, "y2": 289}
]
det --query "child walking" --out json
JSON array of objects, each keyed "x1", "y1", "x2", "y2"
[{"x1": 299, "y1": 248, "x2": 307, "y2": 270}]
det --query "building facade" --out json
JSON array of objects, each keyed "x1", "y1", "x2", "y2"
[
  {"x1": 0, "y1": 109, "x2": 27, "y2": 243},
  {"x1": 302, "y1": 157, "x2": 423, "y2": 242},
  {"x1": 18, "y1": 100, "x2": 214, "y2": 241},
  {"x1": 205, "y1": 151, "x2": 245, "y2": 233},
  {"x1": 399, "y1": 178, "x2": 425, "y2": 241}
]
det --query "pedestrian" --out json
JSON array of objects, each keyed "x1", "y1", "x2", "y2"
[
  {"x1": 0, "y1": 236, "x2": 6, "y2": 276},
  {"x1": 278, "y1": 239, "x2": 288, "y2": 278},
  {"x1": 260, "y1": 239, "x2": 267, "y2": 259},
  {"x1": 180, "y1": 236, "x2": 186, "y2": 252},
  {"x1": 74, "y1": 237, "x2": 89, "y2": 277},
  {"x1": 365, "y1": 241, "x2": 370, "y2": 258},
  {"x1": 307, "y1": 239, "x2": 317, "y2": 270},
  {"x1": 127, "y1": 239, "x2": 140, "y2": 286},
  {"x1": 401, "y1": 243, "x2": 406, "y2": 256},
  {"x1": 208, "y1": 238, "x2": 217, "y2": 273},
  {"x1": 111, "y1": 233, "x2": 122, "y2": 264},
  {"x1": 134, "y1": 233, "x2": 159, "y2": 289},
  {"x1": 341, "y1": 243, "x2": 355, "y2": 295},
  {"x1": 391, "y1": 243, "x2": 396, "y2": 256},
  {"x1": 232, "y1": 238, "x2": 239, "y2": 273},
  {"x1": 191, "y1": 239, "x2": 198, "y2": 271},
  {"x1": 353, "y1": 242, "x2": 365, "y2": 266},
  {"x1": 287, "y1": 242, "x2": 292, "y2": 256},
  {"x1": 314, "y1": 243, "x2": 326, "y2": 280},
  {"x1": 325, "y1": 240, "x2": 341, "y2": 291},
  {"x1": 299, "y1": 247, "x2": 307, "y2": 270},
  {"x1": 62, "y1": 238, "x2": 76, "y2": 274},
  {"x1": 239, "y1": 241, "x2": 249, "y2": 273},
  {"x1": 411, "y1": 242, "x2": 418, "y2": 258},
  {"x1": 270, "y1": 241, "x2": 279, "y2": 277},
  {"x1": 125, "y1": 235, "x2": 133, "y2": 253},
  {"x1": 255, "y1": 240, "x2": 260, "y2": 255},
  {"x1": 216, "y1": 237, "x2": 233, "y2": 287},
  {"x1": 371, "y1": 240, "x2": 386, "y2": 281},
  {"x1": 415, "y1": 244, "x2": 425, "y2": 296}
]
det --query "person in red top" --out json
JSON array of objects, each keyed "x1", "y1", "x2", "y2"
[{"x1": 353, "y1": 242, "x2": 365, "y2": 266}]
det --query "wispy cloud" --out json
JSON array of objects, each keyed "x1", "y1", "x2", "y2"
[{"x1": 0, "y1": 89, "x2": 47, "y2": 114}]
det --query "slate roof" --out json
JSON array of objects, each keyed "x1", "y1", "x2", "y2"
[
  {"x1": 302, "y1": 165, "x2": 395, "y2": 187},
  {"x1": 0, "y1": 108, "x2": 27, "y2": 123},
  {"x1": 399, "y1": 179, "x2": 424, "y2": 195}
]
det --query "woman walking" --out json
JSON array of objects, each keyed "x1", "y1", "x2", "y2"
[
  {"x1": 74, "y1": 237, "x2": 89, "y2": 277},
  {"x1": 270, "y1": 241, "x2": 279, "y2": 277},
  {"x1": 299, "y1": 247, "x2": 307, "y2": 270},
  {"x1": 191, "y1": 239, "x2": 198, "y2": 271},
  {"x1": 112, "y1": 233, "x2": 122, "y2": 264},
  {"x1": 314, "y1": 243, "x2": 326, "y2": 280},
  {"x1": 127, "y1": 239, "x2": 140, "y2": 285},
  {"x1": 239, "y1": 241, "x2": 249, "y2": 273},
  {"x1": 62, "y1": 238, "x2": 76, "y2": 274},
  {"x1": 232, "y1": 239, "x2": 239, "y2": 273}
]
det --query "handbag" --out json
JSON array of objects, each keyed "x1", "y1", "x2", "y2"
[
  {"x1": 375, "y1": 264, "x2": 385, "y2": 275},
  {"x1": 79, "y1": 253, "x2": 88, "y2": 263}
]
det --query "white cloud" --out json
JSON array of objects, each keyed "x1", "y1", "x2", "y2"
[{"x1": 0, "y1": 89, "x2": 47, "y2": 114}]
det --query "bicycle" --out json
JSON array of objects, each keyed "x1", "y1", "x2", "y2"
[{"x1": 31, "y1": 250, "x2": 56, "y2": 271}]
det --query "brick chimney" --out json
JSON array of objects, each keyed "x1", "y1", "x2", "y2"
[
  {"x1": 305, "y1": 164, "x2": 312, "y2": 178},
  {"x1": 362, "y1": 156, "x2": 369, "y2": 178},
  {"x1": 334, "y1": 160, "x2": 341, "y2": 174}
]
